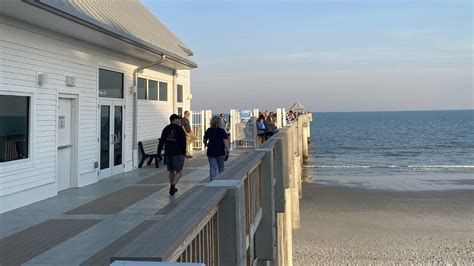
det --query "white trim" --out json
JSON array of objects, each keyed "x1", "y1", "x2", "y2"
[
  {"x1": 57, "y1": 93, "x2": 79, "y2": 189},
  {"x1": 97, "y1": 66, "x2": 126, "y2": 100},
  {"x1": 96, "y1": 66, "x2": 127, "y2": 179},
  {"x1": 0, "y1": 90, "x2": 35, "y2": 169},
  {"x1": 136, "y1": 76, "x2": 171, "y2": 103},
  {"x1": 97, "y1": 100, "x2": 126, "y2": 179}
]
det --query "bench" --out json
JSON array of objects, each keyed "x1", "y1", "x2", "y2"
[{"x1": 138, "y1": 139, "x2": 165, "y2": 168}]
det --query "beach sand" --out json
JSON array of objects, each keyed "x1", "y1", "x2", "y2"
[{"x1": 293, "y1": 183, "x2": 474, "y2": 265}]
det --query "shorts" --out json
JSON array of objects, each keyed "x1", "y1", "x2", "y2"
[{"x1": 166, "y1": 155, "x2": 185, "y2": 172}]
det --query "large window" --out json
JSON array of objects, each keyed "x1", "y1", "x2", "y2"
[
  {"x1": 159, "y1": 82, "x2": 168, "y2": 101},
  {"x1": 137, "y1": 78, "x2": 147, "y2": 100},
  {"x1": 99, "y1": 68, "x2": 123, "y2": 98},
  {"x1": 148, "y1": 80, "x2": 158, "y2": 100},
  {"x1": 177, "y1": 84, "x2": 183, "y2": 103},
  {"x1": 0, "y1": 95, "x2": 29, "y2": 163}
]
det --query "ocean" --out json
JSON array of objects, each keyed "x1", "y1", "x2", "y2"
[{"x1": 304, "y1": 110, "x2": 474, "y2": 190}]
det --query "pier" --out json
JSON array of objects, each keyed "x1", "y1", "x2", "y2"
[{"x1": 0, "y1": 112, "x2": 312, "y2": 266}]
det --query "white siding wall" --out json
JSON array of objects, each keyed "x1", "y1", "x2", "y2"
[
  {"x1": 137, "y1": 67, "x2": 174, "y2": 141},
  {"x1": 0, "y1": 16, "x2": 191, "y2": 213}
]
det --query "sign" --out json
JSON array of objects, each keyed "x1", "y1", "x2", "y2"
[{"x1": 239, "y1": 110, "x2": 252, "y2": 122}]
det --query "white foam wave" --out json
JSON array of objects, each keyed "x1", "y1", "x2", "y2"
[
  {"x1": 304, "y1": 165, "x2": 474, "y2": 169},
  {"x1": 407, "y1": 165, "x2": 474, "y2": 169}
]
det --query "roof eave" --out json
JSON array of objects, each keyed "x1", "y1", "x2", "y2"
[{"x1": 24, "y1": 0, "x2": 197, "y2": 69}]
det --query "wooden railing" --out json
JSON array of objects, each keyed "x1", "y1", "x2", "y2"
[
  {"x1": 244, "y1": 163, "x2": 262, "y2": 235},
  {"x1": 176, "y1": 212, "x2": 219, "y2": 265},
  {"x1": 112, "y1": 114, "x2": 312, "y2": 266}
]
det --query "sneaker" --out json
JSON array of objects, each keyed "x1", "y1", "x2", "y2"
[{"x1": 169, "y1": 185, "x2": 176, "y2": 196}]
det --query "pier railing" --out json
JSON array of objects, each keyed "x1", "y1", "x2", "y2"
[{"x1": 112, "y1": 113, "x2": 312, "y2": 266}]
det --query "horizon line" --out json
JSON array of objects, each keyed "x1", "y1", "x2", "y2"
[{"x1": 308, "y1": 108, "x2": 474, "y2": 113}]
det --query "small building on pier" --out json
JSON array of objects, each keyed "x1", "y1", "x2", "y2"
[{"x1": 0, "y1": 0, "x2": 197, "y2": 213}]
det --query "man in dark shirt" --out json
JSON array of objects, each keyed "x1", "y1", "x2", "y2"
[{"x1": 158, "y1": 114, "x2": 187, "y2": 196}]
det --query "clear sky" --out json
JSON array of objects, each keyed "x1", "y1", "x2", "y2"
[{"x1": 142, "y1": 0, "x2": 473, "y2": 112}]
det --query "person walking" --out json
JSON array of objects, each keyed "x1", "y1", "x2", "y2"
[
  {"x1": 204, "y1": 116, "x2": 230, "y2": 181},
  {"x1": 256, "y1": 114, "x2": 267, "y2": 144},
  {"x1": 181, "y1": 110, "x2": 196, "y2": 158},
  {"x1": 158, "y1": 114, "x2": 187, "y2": 196}
]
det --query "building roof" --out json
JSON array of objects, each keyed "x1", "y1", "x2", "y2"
[
  {"x1": 26, "y1": 0, "x2": 197, "y2": 68},
  {"x1": 289, "y1": 101, "x2": 307, "y2": 113}
]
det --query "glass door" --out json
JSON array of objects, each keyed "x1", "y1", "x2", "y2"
[
  {"x1": 99, "y1": 101, "x2": 124, "y2": 178},
  {"x1": 112, "y1": 105, "x2": 123, "y2": 175}
]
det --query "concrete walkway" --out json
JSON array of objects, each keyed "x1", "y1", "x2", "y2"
[{"x1": 0, "y1": 149, "x2": 250, "y2": 266}]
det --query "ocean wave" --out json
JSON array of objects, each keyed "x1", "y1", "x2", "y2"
[
  {"x1": 304, "y1": 164, "x2": 474, "y2": 169},
  {"x1": 407, "y1": 165, "x2": 474, "y2": 169}
]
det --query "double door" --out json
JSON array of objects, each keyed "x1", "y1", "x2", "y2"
[{"x1": 99, "y1": 101, "x2": 125, "y2": 178}]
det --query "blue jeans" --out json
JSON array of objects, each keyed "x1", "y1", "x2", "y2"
[{"x1": 208, "y1": 155, "x2": 226, "y2": 181}]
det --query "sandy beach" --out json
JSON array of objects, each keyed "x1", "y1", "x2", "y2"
[{"x1": 293, "y1": 183, "x2": 474, "y2": 264}]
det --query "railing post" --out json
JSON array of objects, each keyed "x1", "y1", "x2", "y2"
[
  {"x1": 212, "y1": 180, "x2": 247, "y2": 266},
  {"x1": 275, "y1": 108, "x2": 282, "y2": 128},
  {"x1": 286, "y1": 127, "x2": 296, "y2": 189},
  {"x1": 229, "y1": 109, "x2": 236, "y2": 150},
  {"x1": 200, "y1": 110, "x2": 206, "y2": 151},
  {"x1": 254, "y1": 148, "x2": 276, "y2": 265},
  {"x1": 273, "y1": 138, "x2": 285, "y2": 213},
  {"x1": 253, "y1": 108, "x2": 259, "y2": 117},
  {"x1": 302, "y1": 119, "x2": 309, "y2": 159},
  {"x1": 291, "y1": 122, "x2": 301, "y2": 229},
  {"x1": 253, "y1": 117, "x2": 258, "y2": 147}
]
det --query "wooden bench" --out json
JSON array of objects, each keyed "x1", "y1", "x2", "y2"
[{"x1": 138, "y1": 139, "x2": 165, "y2": 168}]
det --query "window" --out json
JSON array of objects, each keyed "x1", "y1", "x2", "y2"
[
  {"x1": 177, "y1": 84, "x2": 183, "y2": 103},
  {"x1": 0, "y1": 95, "x2": 29, "y2": 163},
  {"x1": 177, "y1": 107, "x2": 183, "y2": 117},
  {"x1": 99, "y1": 68, "x2": 123, "y2": 98},
  {"x1": 148, "y1": 80, "x2": 158, "y2": 100},
  {"x1": 137, "y1": 78, "x2": 147, "y2": 99},
  {"x1": 159, "y1": 82, "x2": 168, "y2": 101}
]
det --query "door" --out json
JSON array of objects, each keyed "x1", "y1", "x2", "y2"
[
  {"x1": 57, "y1": 98, "x2": 74, "y2": 191},
  {"x1": 99, "y1": 101, "x2": 124, "y2": 178}
]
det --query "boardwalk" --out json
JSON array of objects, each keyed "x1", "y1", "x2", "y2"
[{"x1": 0, "y1": 150, "x2": 250, "y2": 266}]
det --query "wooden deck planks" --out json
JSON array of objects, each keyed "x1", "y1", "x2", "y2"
[
  {"x1": 0, "y1": 219, "x2": 101, "y2": 266},
  {"x1": 80, "y1": 220, "x2": 157, "y2": 266},
  {"x1": 65, "y1": 186, "x2": 165, "y2": 215},
  {"x1": 137, "y1": 169, "x2": 194, "y2": 184},
  {"x1": 155, "y1": 186, "x2": 201, "y2": 215}
]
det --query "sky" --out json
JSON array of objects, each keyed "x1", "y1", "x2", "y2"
[{"x1": 142, "y1": 0, "x2": 473, "y2": 112}]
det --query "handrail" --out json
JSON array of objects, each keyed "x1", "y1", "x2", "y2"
[
  {"x1": 215, "y1": 151, "x2": 265, "y2": 181},
  {"x1": 111, "y1": 186, "x2": 227, "y2": 262}
]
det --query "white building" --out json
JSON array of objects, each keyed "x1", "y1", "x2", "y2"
[{"x1": 0, "y1": 0, "x2": 197, "y2": 213}]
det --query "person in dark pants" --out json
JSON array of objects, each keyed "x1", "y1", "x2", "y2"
[
  {"x1": 158, "y1": 114, "x2": 187, "y2": 196},
  {"x1": 204, "y1": 116, "x2": 230, "y2": 181}
]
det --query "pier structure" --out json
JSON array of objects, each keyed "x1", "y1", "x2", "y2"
[
  {"x1": 111, "y1": 112, "x2": 312, "y2": 265},
  {"x1": 0, "y1": 112, "x2": 311, "y2": 266}
]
